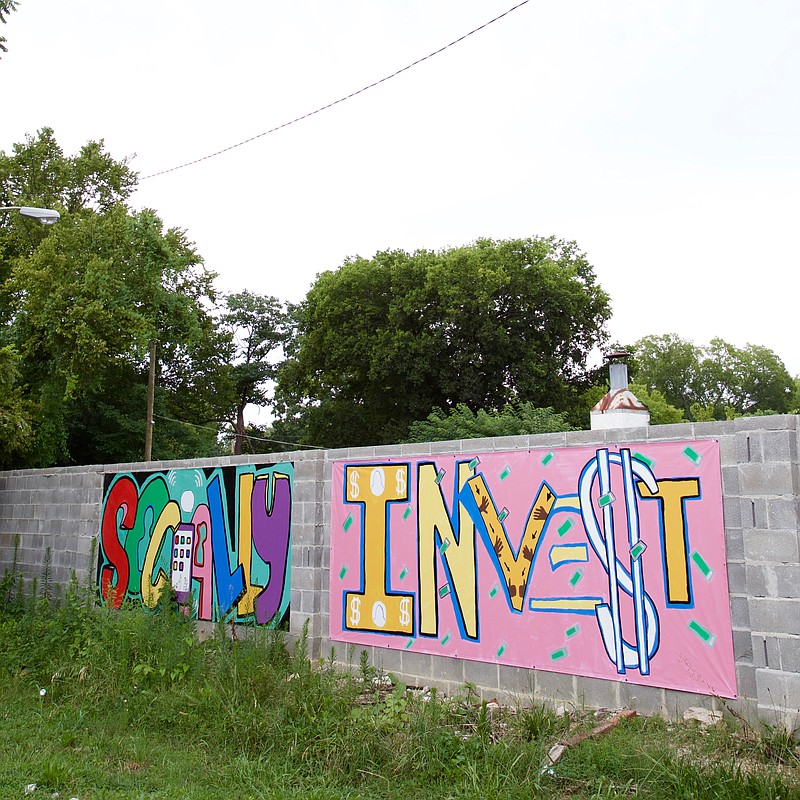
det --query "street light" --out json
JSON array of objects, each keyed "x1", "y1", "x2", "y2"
[{"x1": 0, "y1": 206, "x2": 61, "y2": 225}]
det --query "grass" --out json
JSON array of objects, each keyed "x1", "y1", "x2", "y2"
[{"x1": 0, "y1": 557, "x2": 798, "y2": 799}]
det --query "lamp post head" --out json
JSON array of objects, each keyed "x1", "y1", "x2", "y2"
[
  {"x1": 18, "y1": 206, "x2": 60, "y2": 225},
  {"x1": 0, "y1": 206, "x2": 61, "y2": 225}
]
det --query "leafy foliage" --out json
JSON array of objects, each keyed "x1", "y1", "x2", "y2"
[
  {"x1": 631, "y1": 334, "x2": 794, "y2": 421},
  {"x1": 277, "y1": 237, "x2": 610, "y2": 448},
  {"x1": 215, "y1": 291, "x2": 290, "y2": 454},
  {"x1": 0, "y1": 0, "x2": 18, "y2": 57},
  {"x1": 405, "y1": 401, "x2": 574, "y2": 443},
  {"x1": 0, "y1": 129, "x2": 222, "y2": 466}
]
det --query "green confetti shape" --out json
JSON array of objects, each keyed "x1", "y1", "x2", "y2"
[
  {"x1": 688, "y1": 619, "x2": 716, "y2": 647},
  {"x1": 404, "y1": 639, "x2": 414, "y2": 650},
  {"x1": 399, "y1": 566, "x2": 409, "y2": 581},
  {"x1": 569, "y1": 569, "x2": 583, "y2": 587},
  {"x1": 435, "y1": 468, "x2": 446, "y2": 484},
  {"x1": 598, "y1": 491, "x2": 616, "y2": 508},
  {"x1": 633, "y1": 452, "x2": 653, "y2": 467},
  {"x1": 339, "y1": 564, "x2": 348, "y2": 580},
  {"x1": 541, "y1": 451, "x2": 554, "y2": 466},
  {"x1": 691, "y1": 551, "x2": 714, "y2": 580},
  {"x1": 683, "y1": 446, "x2": 702, "y2": 465},
  {"x1": 500, "y1": 466, "x2": 511, "y2": 480},
  {"x1": 468, "y1": 457, "x2": 480, "y2": 470},
  {"x1": 630, "y1": 541, "x2": 647, "y2": 561},
  {"x1": 565, "y1": 625, "x2": 580, "y2": 639},
  {"x1": 441, "y1": 632, "x2": 452, "y2": 646},
  {"x1": 403, "y1": 505, "x2": 412, "y2": 521},
  {"x1": 558, "y1": 519, "x2": 573, "y2": 537},
  {"x1": 498, "y1": 507, "x2": 509, "y2": 521},
  {"x1": 438, "y1": 584, "x2": 450, "y2": 598},
  {"x1": 439, "y1": 538, "x2": 450, "y2": 554},
  {"x1": 551, "y1": 647, "x2": 569, "y2": 661},
  {"x1": 496, "y1": 642, "x2": 507, "y2": 658},
  {"x1": 343, "y1": 514, "x2": 354, "y2": 532},
  {"x1": 489, "y1": 584, "x2": 499, "y2": 599}
]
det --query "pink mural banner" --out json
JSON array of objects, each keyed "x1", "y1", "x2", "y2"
[{"x1": 330, "y1": 440, "x2": 736, "y2": 698}]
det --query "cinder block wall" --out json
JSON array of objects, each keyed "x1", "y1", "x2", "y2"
[{"x1": 1, "y1": 416, "x2": 798, "y2": 729}]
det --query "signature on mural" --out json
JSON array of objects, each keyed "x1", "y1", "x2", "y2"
[
  {"x1": 98, "y1": 464, "x2": 293, "y2": 626},
  {"x1": 331, "y1": 442, "x2": 735, "y2": 698}
]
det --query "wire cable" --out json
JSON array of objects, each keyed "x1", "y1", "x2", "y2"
[
  {"x1": 141, "y1": 1, "x2": 529, "y2": 180},
  {"x1": 154, "y1": 413, "x2": 324, "y2": 450}
]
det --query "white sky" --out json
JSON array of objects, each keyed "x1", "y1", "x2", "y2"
[{"x1": 2, "y1": 0, "x2": 799, "y2": 377}]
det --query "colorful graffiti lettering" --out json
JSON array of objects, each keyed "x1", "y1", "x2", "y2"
[
  {"x1": 330, "y1": 441, "x2": 736, "y2": 698},
  {"x1": 98, "y1": 464, "x2": 293, "y2": 626}
]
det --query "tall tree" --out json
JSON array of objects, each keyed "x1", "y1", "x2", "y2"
[
  {"x1": 631, "y1": 334, "x2": 794, "y2": 420},
  {"x1": 216, "y1": 291, "x2": 289, "y2": 455},
  {"x1": 277, "y1": 237, "x2": 610, "y2": 447},
  {"x1": 1, "y1": 129, "x2": 221, "y2": 466}
]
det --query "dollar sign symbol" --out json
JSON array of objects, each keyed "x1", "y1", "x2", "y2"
[
  {"x1": 349, "y1": 596, "x2": 361, "y2": 626},
  {"x1": 399, "y1": 597, "x2": 411, "y2": 628},
  {"x1": 349, "y1": 470, "x2": 360, "y2": 500},
  {"x1": 395, "y1": 468, "x2": 406, "y2": 495}
]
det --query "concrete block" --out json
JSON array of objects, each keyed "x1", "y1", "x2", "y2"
[
  {"x1": 726, "y1": 561, "x2": 746, "y2": 594},
  {"x1": 735, "y1": 414, "x2": 795, "y2": 432},
  {"x1": 529, "y1": 432, "x2": 569, "y2": 449},
  {"x1": 401, "y1": 649, "x2": 434, "y2": 680},
  {"x1": 751, "y1": 634, "x2": 781, "y2": 669},
  {"x1": 430, "y1": 653, "x2": 465, "y2": 683},
  {"x1": 745, "y1": 565, "x2": 768, "y2": 597},
  {"x1": 715, "y1": 436, "x2": 737, "y2": 468},
  {"x1": 756, "y1": 668, "x2": 800, "y2": 712},
  {"x1": 725, "y1": 529, "x2": 745, "y2": 562},
  {"x1": 576, "y1": 675, "x2": 621, "y2": 710},
  {"x1": 739, "y1": 463, "x2": 795, "y2": 497},
  {"x1": 462, "y1": 659, "x2": 500, "y2": 694},
  {"x1": 721, "y1": 465, "x2": 740, "y2": 495},
  {"x1": 762, "y1": 430, "x2": 797, "y2": 463},
  {"x1": 566, "y1": 428, "x2": 609, "y2": 446},
  {"x1": 374, "y1": 646, "x2": 403, "y2": 676},
  {"x1": 774, "y1": 565, "x2": 800, "y2": 598},
  {"x1": 533, "y1": 668, "x2": 576, "y2": 704},
  {"x1": 776, "y1": 636, "x2": 800, "y2": 673},
  {"x1": 618, "y1": 684, "x2": 665, "y2": 716},
  {"x1": 735, "y1": 663, "x2": 758, "y2": 701},
  {"x1": 649, "y1": 423, "x2": 696, "y2": 441},
  {"x1": 738, "y1": 432, "x2": 763, "y2": 464},
  {"x1": 722, "y1": 497, "x2": 742, "y2": 529},
  {"x1": 766, "y1": 497, "x2": 800, "y2": 531},
  {"x1": 733, "y1": 628, "x2": 754, "y2": 663},
  {"x1": 749, "y1": 598, "x2": 800, "y2": 635},
  {"x1": 663, "y1": 689, "x2": 717, "y2": 718},
  {"x1": 744, "y1": 530, "x2": 799, "y2": 564},
  {"x1": 729, "y1": 595, "x2": 750, "y2": 629},
  {"x1": 497, "y1": 664, "x2": 536, "y2": 697}
]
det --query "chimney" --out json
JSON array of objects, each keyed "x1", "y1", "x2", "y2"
[{"x1": 590, "y1": 351, "x2": 650, "y2": 430}]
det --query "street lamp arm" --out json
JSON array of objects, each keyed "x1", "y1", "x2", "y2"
[{"x1": 0, "y1": 206, "x2": 61, "y2": 225}]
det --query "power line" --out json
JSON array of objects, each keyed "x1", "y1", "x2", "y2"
[
  {"x1": 141, "y1": 1, "x2": 529, "y2": 180},
  {"x1": 154, "y1": 414, "x2": 324, "y2": 451}
]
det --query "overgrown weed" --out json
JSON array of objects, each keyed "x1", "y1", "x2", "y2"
[{"x1": 0, "y1": 559, "x2": 798, "y2": 799}]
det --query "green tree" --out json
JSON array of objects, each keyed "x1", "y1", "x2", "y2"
[
  {"x1": 0, "y1": 0, "x2": 18, "y2": 57},
  {"x1": 0, "y1": 344, "x2": 33, "y2": 467},
  {"x1": 1, "y1": 129, "x2": 222, "y2": 466},
  {"x1": 631, "y1": 334, "x2": 793, "y2": 420},
  {"x1": 277, "y1": 237, "x2": 610, "y2": 448},
  {"x1": 405, "y1": 402, "x2": 574, "y2": 443},
  {"x1": 216, "y1": 291, "x2": 289, "y2": 455}
]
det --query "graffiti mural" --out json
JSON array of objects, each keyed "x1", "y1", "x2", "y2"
[
  {"x1": 330, "y1": 441, "x2": 737, "y2": 697},
  {"x1": 98, "y1": 463, "x2": 293, "y2": 626}
]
